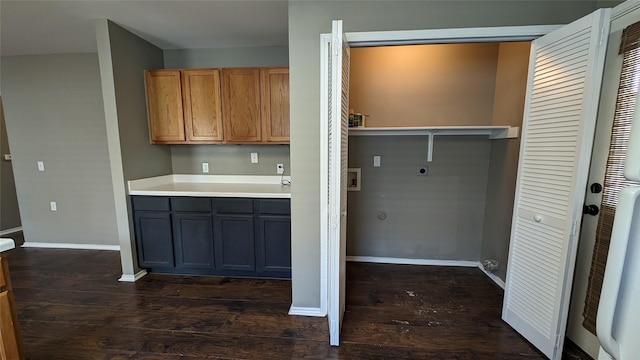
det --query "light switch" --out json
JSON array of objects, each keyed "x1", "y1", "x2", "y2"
[
  {"x1": 50, "y1": 201, "x2": 57, "y2": 211},
  {"x1": 373, "y1": 156, "x2": 381, "y2": 167},
  {"x1": 37, "y1": 161, "x2": 45, "y2": 171}
]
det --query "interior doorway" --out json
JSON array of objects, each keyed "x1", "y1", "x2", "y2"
[
  {"x1": 323, "y1": 9, "x2": 612, "y2": 359},
  {"x1": 321, "y1": 23, "x2": 557, "y2": 347}
]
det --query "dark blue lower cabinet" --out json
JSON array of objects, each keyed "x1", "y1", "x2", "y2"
[
  {"x1": 256, "y1": 215, "x2": 292, "y2": 277},
  {"x1": 173, "y1": 213, "x2": 215, "y2": 271},
  {"x1": 214, "y1": 215, "x2": 256, "y2": 272},
  {"x1": 134, "y1": 211, "x2": 174, "y2": 269},
  {"x1": 132, "y1": 196, "x2": 291, "y2": 278}
]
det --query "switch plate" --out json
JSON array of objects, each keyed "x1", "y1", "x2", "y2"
[
  {"x1": 277, "y1": 163, "x2": 285, "y2": 175},
  {"x1": 37, "y1": 161, "x2": 45, "y2": 171},
  {"x1": 202, "y1": 162, "x2": 209, "y2": 173},
  {"x1": 373, "y1": 156, "x2": 381, "y2": 167},
  {"x1": 251, "y1": 152, "x2": 259, "y2": 164},
  {"x1": 50, "y1": 201, "x2": 57, "y2": 211}
]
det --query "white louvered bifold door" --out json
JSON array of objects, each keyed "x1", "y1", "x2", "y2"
[
  {"x1": 503, "y1": 9, "x2": 610, "y2": 360},
  {"x1": 328, "y1": 19, "x2": 350, "y2": 347}
]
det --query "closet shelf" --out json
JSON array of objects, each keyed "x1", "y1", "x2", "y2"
[
  {"x1": 348, "y1": 126, "x2": 519, "y2": 139},
  {"x1": 348, "y1": 126, "x2": 519, "y2": 163}
]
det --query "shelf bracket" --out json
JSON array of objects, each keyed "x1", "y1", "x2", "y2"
[{"x1": 427, "y1": 132, "x2": 434, "y2": 162}]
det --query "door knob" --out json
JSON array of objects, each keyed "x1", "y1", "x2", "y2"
[
  {"x1": 583, "y1": 204, "x2": 600, "y2": 216},
  {"x1": 590, "y1": 183, "x2": 603, "y2": 194}
]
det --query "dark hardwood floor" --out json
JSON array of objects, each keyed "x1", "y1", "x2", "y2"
[{"x1": 2, "y1": 232, "x2": 591, "y2": 359}]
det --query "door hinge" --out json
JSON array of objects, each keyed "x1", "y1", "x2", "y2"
[
  {"x1": 331, "y1": 214, "x2": 338, "y2": 229},
  {"x1": 332, "y1": 38, "x2": 339, "y2": 56},
  {"x1": 599, "y1": 26, "x2": 605, "y2": 47},
  {"x1": 571, "y1": 220, "x2": 578, "y2": 236},
  {"x1": 555, "y1": 334, "x2": 562, "y2": 349}
]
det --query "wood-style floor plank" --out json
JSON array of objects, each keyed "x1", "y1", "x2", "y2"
[{"x1": 2, "y1": 232, "x2": 591, "y2": 359}]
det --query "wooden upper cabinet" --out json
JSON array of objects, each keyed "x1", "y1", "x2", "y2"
[
  {"x1": 145, "y1": 67, "x2": 289, "y2": 145},
  {"x1": 261, "y1": 68, "x2": 290, "y2": 143},
  {"x1": 182, "y1": 69, "x2": 224, "y2": 142},
  {"x1": 221, "y1": 68, "x2": 262, "y2": 143},
  {"x1": 144, "y1": 70, "x2": 185, "y2": 143}
]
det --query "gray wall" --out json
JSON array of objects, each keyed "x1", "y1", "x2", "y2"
[
  {"x1": 164, "y1": 46, "x2": 289, "y2": 68},
  {"x1": 165, "y1": 45, "x2": 290, "y2": 176},
  {"x1": 172, "y1": 144, "x2": 290, "y2": 175},
  {"x1": 347, "y1": 136, "x2": 490, "y2": 261},
  {"x1": 96, "y1": 19, "x2": 171, "y2": 277},
  {"x1": 288, "y1": 0, "x2": 597, "y2": 309},
  {"x1": 0, "y1": 98, "x2": 21, "y2": 232},
  {"x1": 481, "y1": 42, "x2": 531, "y2": 280},
  {"x1": 1, "y1": 53, "x2": 118, "y2": 245}
]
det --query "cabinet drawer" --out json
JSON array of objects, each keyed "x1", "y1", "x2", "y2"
[
  {"x1": 214, "y1": 198, "x2": 254, "y2": 214},
  {"x1": 171, "y1": 197, "x2": 212, "y2": 212},
  {"x1": 132, "y1": 196, "x2": 170, "y2": 211},
  {"x1": 257, "y1": 199, "x2": 291, "y2": 215}
]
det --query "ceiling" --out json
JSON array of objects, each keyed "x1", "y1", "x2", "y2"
[{"x1": 0, "y1": 0, "x2": 289, "y2": 56}]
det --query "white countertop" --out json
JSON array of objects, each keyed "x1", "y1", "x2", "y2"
[
  {"x1": 0, "y1": 238, "x2": 15, "y2": 253},
  {"x1": 128, "y1": 175, "x2": 291, "y2": 198}
]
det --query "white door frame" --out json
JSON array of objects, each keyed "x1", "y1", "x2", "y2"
[{"x1": 319, "y1": 23, "x2": 560, "y2": 323}]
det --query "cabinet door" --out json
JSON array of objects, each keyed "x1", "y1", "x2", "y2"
[
  {"x1": 172, "y1": 213, "x2": 215, "y2": 271},
  {"x1": 214, "y1": 214, "x2": 255, "y2": 271},
  {"x1": 256, "y1": 215, "x2": 291, "y2": 277},
  {"x1": 182, "y1": 69, "x2": 224, "y2": 142},
  {"x1": 134, "y1": 211, "x2": 174, "y2": 268},
  {"x1": 261, "y1": 68, "x2": 290, "y2": 143},
  {"x1": 144, "y1": 70, "x2": 185, "y2": 143},
  {"x1": 0, "y1": 257, "x2": 23, "y2": 360},
  {"x1": 221, "y1": 68, "x2": 262, "y2": 143}
]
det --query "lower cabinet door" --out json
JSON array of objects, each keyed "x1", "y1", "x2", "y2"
[
  {"x1": 172, "y1": 213, "x2": 215, "y2": 271},
  {"x1": 256, "y1": 215, "x2": 291, "y2": 276},
  {"x1": 134, "y1": 211, "x2": 174, "y2": 268},
  {"x1": 214, "y1": 214, "x2": 255, "y2": 271}
]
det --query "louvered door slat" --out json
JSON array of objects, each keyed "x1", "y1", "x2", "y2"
[{"x1": 503, "y1": 9, "x2": 610, "y2": 360}]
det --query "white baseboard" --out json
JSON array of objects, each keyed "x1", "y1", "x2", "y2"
[
  {"x1": 21, "y1": 242, "x2": 120, "y2": 251},
  {"x1": 346, "y1": 256, "x2": 478, "y2": 268},
  {"x1": 478, "y1": 265, "x2": 505, "y2": 289},
  {"x1": 119, "y1": 269, "x2": 148, "y2": 282},
  {"x1": 288, "y1": 306, "x2": 326, "y2": 317},
  {"x1": 0, "y1": 227, "x2": 22, "y2": 236}
]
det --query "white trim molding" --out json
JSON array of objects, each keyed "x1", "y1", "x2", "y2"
[
  {"x1": 118, "y1": 269, "x2": 148, "y2": 282},
  {"x1": 478, "y1": 265, "x2": 506, "y2": 289},
  {"x1": 346, "y1": 256, "x2": 478, "y2": 268},
  {"x1": 346, "y1": 25, "x2": 561, "y2": 46},
  {"x1": 289, "y1": 306, "x2": 326, "y2": 317},
  {"x1": 0, "y1": 227, "x2": 23, "y2": 236},
  {"x1": 21, "y1": 242, "x2": 120, "y2": 251}
]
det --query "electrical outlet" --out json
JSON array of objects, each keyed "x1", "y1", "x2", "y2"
[
  {"x1": 50, "y1": 201, "x2": 57, "y2": 211},
  {"x1": 277, "y1": 163, "x2": 285, "y2": 175},
  {"x1": 417, "y1": 166, "x2": 428, "y2": 176},
  {"x1": 202, "y1": 162, "x2": 209, "y2": 173},
  {"x1": 3, "y1": 154, "x2": 11, "y2": 161},
  {"x1": 37, "y1": 161, "x2": 45, "y2": 171},
  {"x1": 251, "y1": 152, "x2": 259, "y2": 164},
  {"x1": 373, "y1": 156, "x2": 381, "y2": 167}
]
